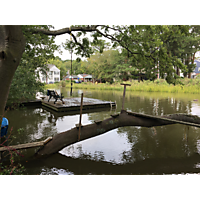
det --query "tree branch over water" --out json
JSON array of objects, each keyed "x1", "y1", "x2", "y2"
[
  {"x1": 28, "y1": 25, "x2": 158, "y2": 61},
  {"x1": 36, "y1": 110, "x2": 200, "y2": 157}
]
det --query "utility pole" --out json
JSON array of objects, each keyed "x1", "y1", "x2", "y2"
[
  {"x1": 70, "y1": 45, "x2": 73, "y2": 96},
  {"x1": 70, "y1": 27, "x2": 73, "y2": 96}
]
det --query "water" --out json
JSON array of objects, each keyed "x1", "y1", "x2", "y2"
[{"x1": 3, "y1": 88, "x2": 200, "y2": 174}]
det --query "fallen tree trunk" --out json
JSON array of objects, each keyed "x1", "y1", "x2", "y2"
[{"x1": 36, "y1": 110, "x2": 200, "y2": 157}]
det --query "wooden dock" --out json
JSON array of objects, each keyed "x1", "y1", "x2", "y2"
[
  {"x1": 41, "y1": 97, "x2": 116, "y2": 113},
  {"x1": 20, "y1": 99, "x2": 42, "y2": 107},
  {"x1": 0, "y1": 137, "x2": 52, "y2": 152}
]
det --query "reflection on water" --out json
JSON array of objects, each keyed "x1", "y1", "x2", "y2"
[
  {"x1": 60, "y1": 130, "x2": 132, "y2": 164},
  {"x1": 4, "y1": 89, "x2": 200, "y2": 174},
  {"x1": 40, "y1": 167, "x2": 73, "y2": 175}
]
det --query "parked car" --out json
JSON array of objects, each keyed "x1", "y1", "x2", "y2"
[{"x1": 74, "y1": 80, "x2": 82, "y2": 84}]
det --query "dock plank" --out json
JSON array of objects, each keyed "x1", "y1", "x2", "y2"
[
  {"x1": 0, "y1": 137, "x2": 52, "y2": 152},
  {"x1": 0, "y1": 141, "x2": 43, "y2": 152}
]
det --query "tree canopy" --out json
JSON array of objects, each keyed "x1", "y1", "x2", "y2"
[
  {"x1": 8, "y1": 25, "x2": 200, "y2": 103},
  {"x1": 61, "y1": 25, "x2": 200, "y2": 84},
  {"x1": 7, "y1": 25, "x2": 59, "y2": 105}
]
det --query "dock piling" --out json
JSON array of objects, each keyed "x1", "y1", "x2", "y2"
[
  {"x1": 78, "y1": 93, "x2": 84, "y2": 141},
  {"x1": 121, "y1": 83, "x2": 131, "y2": 110}
]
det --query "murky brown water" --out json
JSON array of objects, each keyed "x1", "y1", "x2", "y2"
[{"x1": 4, "y1": 88, "x2": 200, "y2": 174}]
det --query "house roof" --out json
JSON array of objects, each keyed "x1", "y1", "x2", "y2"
[
  {"x1": 84, "y1": 75, "x2": 92, "y2": 79},
  {"x1": 65, "y1": 75, "x2": 79, "y2": 79},
  {"x1": 47, "y1": 64, "x2": 55, "y2": 69},
  {"x1": 47, "y1": 64, "x2": 60, "y2": 71},
  {"x1": 78, "y1": 74, "x2": 92, "y2": 78}
]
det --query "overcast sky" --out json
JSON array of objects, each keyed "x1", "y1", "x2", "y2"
[
  {"x1": 52, "y1": 25, "x2": 112, "y2": 61},
  {"x1": 52, "y1": 25, "x2": 75, "y2": 60}
]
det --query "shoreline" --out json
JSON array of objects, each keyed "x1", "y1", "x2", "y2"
[{"x1": 45, "y1": 79, "x2": 200, "y2": 94}]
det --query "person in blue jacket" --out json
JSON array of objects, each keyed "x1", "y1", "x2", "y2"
[{"x1": 1, "y1": 118, "x2": 9, "y2": 137}]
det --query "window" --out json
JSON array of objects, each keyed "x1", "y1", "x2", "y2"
[
  {"x1": 54, "y1": 77, "x2": 59, "y2": 82},
  {"x1": 49, "y1": 71, "x2": 53, "y2": 75},
  {"x1": 198, "y1": 67, "x2": 200, "y2": 72},
  {"x1": 41, "y1": 71, "x2": 46, "y2": 75},
  {"x1": 54, "y1": 71, "x2": 59, "y2": 75}
]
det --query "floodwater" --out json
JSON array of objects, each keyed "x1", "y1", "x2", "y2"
[{"x1": 3, "y1": 88, "x2": 200, "y2": 175}]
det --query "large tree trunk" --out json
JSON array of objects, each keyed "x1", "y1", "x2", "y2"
[
  {"x1": 36, "y1": 110, "x2": 200, "y2": 157},
  {"x1": 0, "y1": 26, "x2": 25, "y2": 121}
]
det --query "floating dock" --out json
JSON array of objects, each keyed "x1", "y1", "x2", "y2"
[{"x1": 41, "y1": 97, "x2": 116, "y2": 112}]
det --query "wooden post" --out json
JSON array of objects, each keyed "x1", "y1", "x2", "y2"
[
  {"x1": 78, "y1": 93, "x2": 84, "y2": 141},
  {"x1": 0, "y1": 117, "x2": 2, "y2": 161},
  {"x1": 0, "y1": 136, "x2": 1, "y2": 161},
  {"x1": 110, "y1": 100, "x2": 112, "y2": 110},
  {"x1": 121, "y1": 83, "x2": 131, "y2": 110}
]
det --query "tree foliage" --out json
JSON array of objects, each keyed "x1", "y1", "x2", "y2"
[
  {"x1": 3, "y1": 25, "x2": 200, "y2": 107},
  {"x1": 62, "y1": 25, "x2": 200, "y2": 84},
  {"x1": 7, "y1": 25, "x2": 59, "y2": 105},
  {"x1": 84, "y1": 49, "x2": 136, "y2": 82}
]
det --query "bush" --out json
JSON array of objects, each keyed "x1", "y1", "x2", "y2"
[
  {"x1": 61, "y1": 80, "x2": 66, "y2": 87},
  {"x1": 196, "y1": 74, "x2": 200, "y2": 79},
  {"x1": 0, "y1": 128, "x2": 25, "y2": 175}
]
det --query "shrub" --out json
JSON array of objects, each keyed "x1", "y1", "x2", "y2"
[
  {"x1": 154, "y1": 79, "x2": 160, "y2": 84},
  {"x1": 196, "y1": 74, "x2": 200, "y2": 79},
  {"x1": 0, "y1": 128, "x2": 25, "y2": 175},
  {"x1": 61, "y1": 80, "x2": 66, "y2": 87}
]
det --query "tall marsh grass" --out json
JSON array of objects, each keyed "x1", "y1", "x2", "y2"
[{"x1": 45, "y1": 78, "x2": 200, "y2": 94}]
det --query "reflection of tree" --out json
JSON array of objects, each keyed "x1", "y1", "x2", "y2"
[
  {"x1": 87, "y1": 110, "x2": 114, "y2": 122},
  {"x1": 4, "y1": 88, "x2": 200, "y2": 174},
  {"x1": 47, "y1": 113, "x2": 58, "y2": 125},
  {"x1": 23, "y1": 152, "x2": 200, "y2": 175},
  {"x1": 4, "y1": 107, "x2": 58, "y2": 145},
  {"x1": 117, "y1": 123, "x2": 199, "y2": 164},
  {"x1": 124, "y1": 96, "x2": 192, "y2": 116},
  {"x1": 112, "y1": 92, "x2": 194, "y2": 163},
  {"x1": 41, "y1": 89, "x2": 199, "y2": 164},
  {"x1": 63, "y1": 145, "x2": 106, "y2": 162}
]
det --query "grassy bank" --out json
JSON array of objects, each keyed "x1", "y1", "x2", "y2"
[{"x1": 45, "y1": 78, "x2": 200, "y2": 94}]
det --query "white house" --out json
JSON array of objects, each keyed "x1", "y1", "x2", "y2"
[{"x1": 38, "y1": 64, "x2": 60, "y2": 84}]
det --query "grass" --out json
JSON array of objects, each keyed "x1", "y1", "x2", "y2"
[{"x1": 44, "y1": 78, "x2": 200, "y2": 94}]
